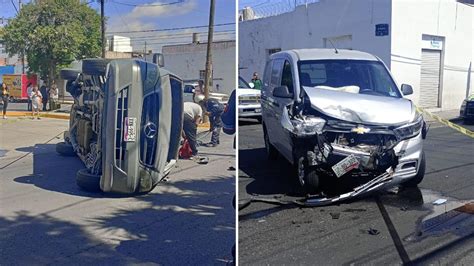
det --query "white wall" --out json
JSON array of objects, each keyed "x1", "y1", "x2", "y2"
[
  {"x1": 238, "y1": 0, "x2": 392, "y2": 81},
  {"x1": 391, "y1": 0, "x2": 473, "y2": 110},
  {"x1": 162, "y1": 41, "x2": 236, "y2": 94}
]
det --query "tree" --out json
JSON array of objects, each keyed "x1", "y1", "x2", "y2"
[{"x1": 2, "y1": 0, "x2": 101, "y2": 87}]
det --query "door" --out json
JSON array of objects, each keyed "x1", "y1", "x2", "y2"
[
  {"x1": 419, "y1": 49, "x2": 441, "y2": 108},
  {"x1": 263, "y1": 59, "x2": 283, "y2": 148}
]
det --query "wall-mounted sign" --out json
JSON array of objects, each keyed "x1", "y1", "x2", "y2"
[
  {"x1": 375, "y1": 24, "x2": 389, "y2": 36},
  {"x1": 421, "y1": 35, "x2": 444, "y2": 50}
]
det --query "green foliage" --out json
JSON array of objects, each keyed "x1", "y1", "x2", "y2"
[{"x1": 2, "y1": 0, "x2": 101, "y2": 83}]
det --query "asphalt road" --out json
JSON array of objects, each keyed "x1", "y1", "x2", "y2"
[
  {"x1": 238, "y1": 117, "x2": 474, "y2": 265},
  {"x1": 0, "y1": 117, "x2": 235, "y2": 265}
]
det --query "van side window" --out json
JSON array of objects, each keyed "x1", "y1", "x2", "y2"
[
  {"x1": 271, "y1": 59, "x2": 283, "y2": 86},
  {"x1": 281, "y1": 60, "x2": 294, "y2": 93},
  {"x1": 263, "y1": 61, "x2": 272, "y2": 87}
]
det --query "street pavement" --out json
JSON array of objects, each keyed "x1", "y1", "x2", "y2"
[
  {"x1": 238, "y1": 116, "x2": 474, "y2": 265},
  {"x1": 0, "y1": 117, "x2": 235, "y2": 265}
]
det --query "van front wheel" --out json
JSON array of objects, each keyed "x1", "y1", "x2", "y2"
[{"x1": 76, "y1": 169, "x2": 101, "y2": 192}]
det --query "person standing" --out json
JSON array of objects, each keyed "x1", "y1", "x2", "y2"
[
  {"x1": 26, "y1": 83, "x2": 33, "y2": 111},
  {"x1": 40, "y1": 83, "x2": 48, "y2": 111},
  {"x1": 251, "y1": 72, "x2": 262, "y2": 90},
  {"x1": 48, "y1": 80, "x2": 58, "y2": 111},
  {"x1": 31, "y1": 85, "x2": 43, "y2": 119},
  {"x1": 1, "y1": 83, "x2": 10, "y2": 119},
  {"x1": 183, "y1": 101, "x2": 203, "y2": 158},
  {"x1": 204, "y1": 98, "x2": 224, "y2": 147}
]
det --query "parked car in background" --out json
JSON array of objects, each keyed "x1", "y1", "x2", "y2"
[
  {"x1": 183, "y1": 82, "x2": 229, "y2": 104},
  {"x1": 460, "y1": 94, "x2": 474, "y2": 123},
  {"x1": 261, "y1": 49, "x2": 427, "y2": 199},
  {"x1": 56, "y1": 56, "x2": 184, "y2": 194},
  {"x1": 238, "y1": 76, "x2": 261, "y2": 122}
]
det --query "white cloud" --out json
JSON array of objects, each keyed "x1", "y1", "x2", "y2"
[{"x1": 128, "y1": 0, "x2": 197, "y2": 19}]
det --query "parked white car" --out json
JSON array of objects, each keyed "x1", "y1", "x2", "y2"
[
  {"x1": 238, "y1": 76, "x2": 261, "y2": 122},
  {"x1": 183, "y1": 83, "x2": 229, "y2": 104},
  {"x1": 261, "y1": 49, "x2": 427, "y2": 199}
]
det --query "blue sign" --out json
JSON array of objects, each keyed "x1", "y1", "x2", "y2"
[{"x1": 375, "y1": 24, "x2": 389, "y2": 36}]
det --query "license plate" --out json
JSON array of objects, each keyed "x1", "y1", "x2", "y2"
[
  {"x1": 124, "y1": 117, "x2": 137, "y2": 142},
  {"x1": 255, "y1": 108, "x2": 261, "y2": 113},
  {"x1": 332, "y1": 154, "x2": 359, "y2": 178}
]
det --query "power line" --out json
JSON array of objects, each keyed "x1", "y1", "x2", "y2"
[
  {"x1": 106, "y1": 30, "x2": 235, "y2": 43},
  {"x1": 110, "y1": 0, "x2": 184, "y2": 7},
  {"x1": 107, "y1": 22, "x2": 235, "y2": 34}
]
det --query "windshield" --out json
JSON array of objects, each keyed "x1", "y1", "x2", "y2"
[
  {"x1": 298, "y1": 60, "x2": 401, "y2": 98},
  {"x1": 239, "y1": 76, "x2": 251, "y2": 89}
]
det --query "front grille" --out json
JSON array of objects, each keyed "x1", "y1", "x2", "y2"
[
  {"x1": 140, "y1": 93, "x2": 159, "y2": 167},
  {"x1": 115, "y1": 87, "x2": 129, "y2": 170},
  {"x1": 239, "y1": 95, "x2": 260, "y2": 105}
]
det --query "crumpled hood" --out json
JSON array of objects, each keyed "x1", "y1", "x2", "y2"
[{"x1": 303, "y1": 87, "x2": 415, "y2": 125}]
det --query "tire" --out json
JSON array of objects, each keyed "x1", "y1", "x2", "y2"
[
  {"x1": 76, "y1": 168, "x2": 101, "y2": 192},
  {"x1": 403, "y1": 151, "x2": 426, "y2": 187},
  {"x1": 82, "y1": 59, "x2": 110, "y2": 76},
  {"x1": 56, "y1": 141, "x2": 75, "y2": 156},
  {"x1": 60, "y1": 68, "x2": 81, "y2": 81},
  {"x1": 304, "y1": 169, "x2": 320, "y2": 194},
  {"x1": 263, "y1": 125, "x2": 278, "y2": 160}
]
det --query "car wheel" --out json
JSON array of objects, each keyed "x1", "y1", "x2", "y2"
[
  {"x1": 82, "y1": 59, "x2": 110, "y2": 76},
  {"x1": 56, "y1": 141, "x2": 75, "y2": 156},
  {"x1": 76, "y1": 169, "x2": 101, "y2": 192},
  {"x1": 263, "y1": 125, "x2": 278, "y2": 160},
  {"x1": 60, "y1": 68, "x2": 81, "y2": 81},
  {"x1": 403, "y1": 152, "x2": 426, "y2": 187},
  {"x1": 296, "y1": 157, "x2": 319, "y2": 194}
]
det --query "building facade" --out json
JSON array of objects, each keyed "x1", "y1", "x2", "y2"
[
  {"x1": 239, "y1": 0, "x2": 473, "y2": 110},
  {"x1": 162, "y1": 40, "x2": 236, "y2": 94}
]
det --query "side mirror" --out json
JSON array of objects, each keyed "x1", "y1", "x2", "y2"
[
  {"x1": 249, "y1": 82, "x2": 255, "y2": 89},
  {"x1": 401, "y1": 84, "x2": 413, "y2": 96},
  {"x1": 273, "y1": 86, "x2": 293, "y2": 99},
  {"x1": 153, "y1": 53, "x2": 165, "y2": 67}
]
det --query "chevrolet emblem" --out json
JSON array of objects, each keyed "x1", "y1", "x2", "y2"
[{"x1": 351, "y1": 126, "x2": 371, "y2": 134}]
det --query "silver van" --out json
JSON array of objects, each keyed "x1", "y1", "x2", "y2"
[
  {"x1": 57, "y1": 58, "x2": 183, "y2": 194},
  {"x1": 261, "y1": 49, "x2": 426, "y2": 196}
]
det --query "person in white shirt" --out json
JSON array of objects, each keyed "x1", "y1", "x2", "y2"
[
  {"x1": 183, "y1": 101, "x2": 203, "y2": 157},
  {"x1": 31, "y1": 85, "x2": 43, "y2": 119}
]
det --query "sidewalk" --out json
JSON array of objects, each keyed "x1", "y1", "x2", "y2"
[{"x1": 421, "y1": 108, "x2": 462, "y2": 123}]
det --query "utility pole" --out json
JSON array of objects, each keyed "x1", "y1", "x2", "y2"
[
  {"x1": 101, "y1": 0, "x2": 106, "y2": 58},
  {"x1": 204, "y1": 0, "x2": 215, "y2": 102},
  {"x1": 19, "y1": 0, "x2": 25, "y2": 74}
]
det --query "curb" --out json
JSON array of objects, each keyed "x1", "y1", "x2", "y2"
[{"x1": 6, "y1": 111, "x2": 70, "y2": 120}]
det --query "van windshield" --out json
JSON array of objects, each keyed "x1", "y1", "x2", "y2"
[{"x1": 298, "y1": 60, "x2": 401, "y2": 98}]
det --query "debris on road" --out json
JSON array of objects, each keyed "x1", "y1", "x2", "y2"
[
  {"x1": 433, "y1": 198, "x2": 447, "y2": 205},
  {"x1": 330, "y1": 212, "x2": 340, "y2": 219},
  {"x1": 228, "y1": 166, "x2": 236, "y2": 171},
  {"x1": 292, "y1": 219, "x2": 312, "y2": 225},
  {"x1": 368, "y1": 228, "x2": 380, "y2": 235},
  {"x1": 197, "y1": 156, "x2": 209, "y2": 164}
]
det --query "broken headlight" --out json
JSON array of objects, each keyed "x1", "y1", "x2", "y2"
[
  {"x1": 292, "y1": 117, "x2": 326, "y2": 136},
  {"x1": 393, "y1": 115, "x2": 423, "y2": 141}
]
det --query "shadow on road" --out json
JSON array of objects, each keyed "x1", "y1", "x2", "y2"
[{"x1": 6, "y1": 143, "x2": 235, "y2": 264}]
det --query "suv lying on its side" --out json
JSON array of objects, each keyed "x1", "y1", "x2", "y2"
[
  {"x1": 56, "y1": 57, "x2": 183, "y2": 194},
  {"x1": 261, "y1": 49, "x2": 427, "y2": 199}
]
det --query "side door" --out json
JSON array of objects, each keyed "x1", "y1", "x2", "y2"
[
  {"x1": 275, "y1": 59, "x2": 297, "y2": 162},
  {"x1": 261, "y1": 58, "x2": 284, "y2": 149}
]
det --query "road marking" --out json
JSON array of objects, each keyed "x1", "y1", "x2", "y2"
[{"x1": 416, "y1": 106, "x2": 474, "y2": 139}]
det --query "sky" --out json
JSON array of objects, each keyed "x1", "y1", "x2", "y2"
[{"x1": 0, "y1": 0, "x2": 236, "y2": 52}]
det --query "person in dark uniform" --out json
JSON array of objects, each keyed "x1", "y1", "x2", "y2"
[
  {"x1": 40, "y1": 84, "x2": 49, "y2": 111},
  {"x1": 204, "y1": 98, "x2": 225, "y2": 147}
]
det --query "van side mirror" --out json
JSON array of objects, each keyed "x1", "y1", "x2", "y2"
[
  {"x1": 401, "y1": 84, "x2": 413, "y2": 96},
  {"x1": 153, "y1": 53, "x2": 165, "y2": 67},
  {"x1": 273, "y1": 85, "x2": 293, "y2": 98}
]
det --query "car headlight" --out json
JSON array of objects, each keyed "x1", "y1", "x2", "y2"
[
  {"x1": 393, "y1": 115, "x2": 423, "y2": 141},
  {"x1": 291, "y1": 117, "x2": 326, "y2": 136}
]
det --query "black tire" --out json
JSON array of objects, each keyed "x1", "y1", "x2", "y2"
[
  {"x1": 263, "y1": 125, "x2": 278, "y2": 160},
  {"x1": 403, "y1": 152, "x2": 426, "y2": 187},
  {"x1": 56, "y1": 141, "x2": 75, "y2": 156},
  {"x1": 76, "y1": 168, "x2": 101, "y2": 192},
  {"x1": 304, "y1": 169, "x2": 320, "y2": 194},
  {"x1": 60, "y1": 68, "x2": 81, "y2": 81},
  {"x1": 82, "y1": 59, "x2": 110, "y2": 76}
]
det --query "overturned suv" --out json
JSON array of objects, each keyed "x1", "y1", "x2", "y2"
[
  {"x1": 262, "y1": 49, "x2": 427, "y2": 199},
  {"x1": 57, "y1": 58, "x2": 183, "y2": 193}
]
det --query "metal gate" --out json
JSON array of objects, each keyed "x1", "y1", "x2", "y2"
[{"x1": 419, "y1": 49, "x2": 441, "y2": 108}]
